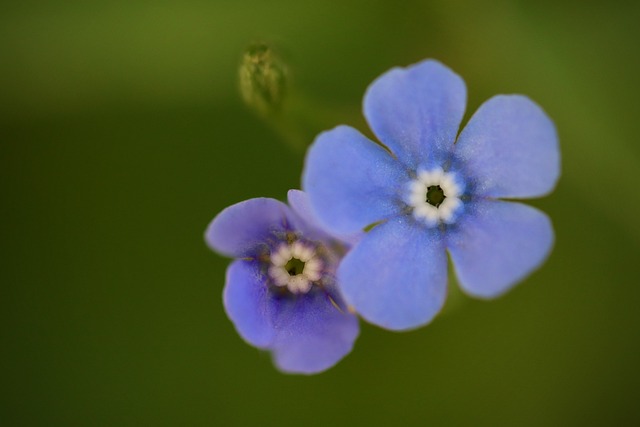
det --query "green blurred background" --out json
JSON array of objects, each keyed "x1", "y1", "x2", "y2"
[{"x1": 2, "y1": 0, "x2": 640, "y2": 425}]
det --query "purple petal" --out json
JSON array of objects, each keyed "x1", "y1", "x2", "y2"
[
  {"x1": 454, "y1": 95, "x2": 560, "y2": 198},
  {"x1": 363, "y1": 59, "x2": 467, "y2": 169},
  {"x1": 223, "y1": 260, "x2": 274, "y2": 348},
  {"x1": 447, "y1": 200, "x2": 554, "y2": 298},
  {"x1": 338, "y1": 217, "x2": 448, "y2": 331},
  {"x1": 285, "y1": 189, "x2": 332, "y2": 241},
  {"x1": 287, "y1": 189, "x2": 362, "y2": 246},
  {"x1": 205, "y1": 198, "x2": 292, "y2": 257},
  {"x1": 303, "y1": 125, "x2": 408, "y2": 235},
  {"x1": 270, "y1": 289, "x2": 359, "y2": 374}
]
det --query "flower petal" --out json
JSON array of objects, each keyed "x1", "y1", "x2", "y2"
[
  {"x1": 286, "y1": 189, "x2": 331, "y2": 240},
  {"x1": 223, "y1": 260, "x2": 274, "y2": 348},
  {"x1": 303, "y1": 125, "x2": 408, "y2": 235},
  {"x1": 363, "y1": 59, "x2": 467, "y2": 168},
  {"x1": 338, "y1": 217, "x2": 448, "y2": 331},
  {"x1": 287, "y1": 189, "x2": 361, "y2": 246},
  {"x1": 447, "y1": 200, "x2": 554, "y2": 298},
  {"x1": 205, "y1": 198, "x2": 291, "y2": 257},
  {"x1": 270, "y1": 288, "x2": 359, "y2": 374},
  {"x1": 454, "y1": 95, "x2": 560, "y2": 198}
]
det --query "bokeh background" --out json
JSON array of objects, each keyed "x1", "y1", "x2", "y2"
[{"x1": 3, "y1": 0, "x2": 640, "y2": 425}]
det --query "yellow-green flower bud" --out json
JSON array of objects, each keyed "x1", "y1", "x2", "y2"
[{"x1": 238, "y1": 42, "x2": 288, "y2": 116}]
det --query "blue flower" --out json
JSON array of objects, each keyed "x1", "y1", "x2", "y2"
[
  {"x1": 205, "y1": 190, "x2": 359, "y2": 374},
  {"x1": 303, "y1": 59, "x2": 560, "y2": 331}
]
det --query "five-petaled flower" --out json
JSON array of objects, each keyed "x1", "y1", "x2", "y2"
[
  {"x1": 205, "y1": 190, "x2": 359, "y2": 374},
  {"x1": 303, "y1": 59, "x2": 560, "y2": 330}
]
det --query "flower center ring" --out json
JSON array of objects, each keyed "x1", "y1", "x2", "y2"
[
  {"x1": 408, "y1": 168, "x2": 463, "y2": 225},
  {"x1": 268, "y1": 241, "x2": 323, "y2": 294}
]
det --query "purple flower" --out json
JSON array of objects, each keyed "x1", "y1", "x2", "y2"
[
  {"x1": 303, "y1": 59, "x2": 560, "y2": 331},
  {"x1": 205, "y1": 190, "x2": 359, "y2": 374}
]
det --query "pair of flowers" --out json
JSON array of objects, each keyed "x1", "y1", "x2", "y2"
[{"x1": 206, "y1": 60, "x2": 560, "y2": 374}]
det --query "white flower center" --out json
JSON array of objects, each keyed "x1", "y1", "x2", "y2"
[
  {"x1": 408, "y1": 168, "x2": 462, "y2": 225},
  {"x1": 268, "y1": 241, "x2": 323, "y2": 294}
]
